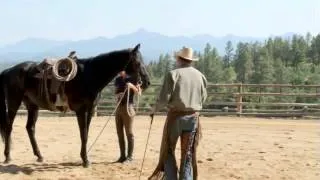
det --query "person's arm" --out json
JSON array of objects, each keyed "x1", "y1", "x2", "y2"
[
  {"x1": 126, "y1": 82, "x2": 141, "y2": 95},
  {"x1": 124, "y1": 76, "x2": 141, "y2": 95},
  {"x1": 201, "y1": 75, "x2": 208, "y2": 104},
  {"x1": 152, "y1": 72, "x2": 174, "y2": 113}
]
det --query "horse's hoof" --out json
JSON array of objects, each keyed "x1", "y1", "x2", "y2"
[
  {"x1": 37, "y1": 157, "x2": 44, "y2": 163},
  {"x1": 82, "y1": 161, "x2": 91, "y2": 168}
]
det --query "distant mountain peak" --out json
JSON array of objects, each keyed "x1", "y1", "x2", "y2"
[
  {"x1": 0, "y1": 30, "x2": 299, "y2": 63},
  {"x1": 130, "y1": 28, "x2": 162, "y2": 36},
  {"x1": 135, "y1": 28, "x2": 149, "y2": 33}
]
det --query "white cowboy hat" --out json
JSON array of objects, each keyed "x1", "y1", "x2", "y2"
[{"x1": 175, "y1": 47, "x2": 198, "y2": 61}]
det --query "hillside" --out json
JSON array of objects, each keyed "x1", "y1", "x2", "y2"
[{"x1": 0, "y1": 29, "x2": 295, "y2": 63}]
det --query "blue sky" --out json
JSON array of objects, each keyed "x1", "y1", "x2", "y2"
[{"x1": 0, "y1": 0, "x2": 319, "y2": 45}]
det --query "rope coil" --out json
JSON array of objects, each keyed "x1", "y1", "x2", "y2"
[
  {"x1": 126, "y1": 85, "x2": 141, "y2": 117},
  {"x1": 52, "y1": 57, "x2": 78, "y2": 81}
]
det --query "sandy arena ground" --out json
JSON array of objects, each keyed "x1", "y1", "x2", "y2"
[{"x1": 0, "y1": 115, "x2": 319, "y2": 180}]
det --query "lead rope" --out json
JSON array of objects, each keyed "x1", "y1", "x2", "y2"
[
  {"x1": 87, "y1": 87, "x2": 128, "y2": 153},
  {"x1": 126, "y1": 81, "x2": 142, "y2": 117},
  {"x1": 87, "y1": 81, "x2": 141, "y2": 153}
]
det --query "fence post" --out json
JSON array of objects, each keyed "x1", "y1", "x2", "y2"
[{"x1": 236, "y1": 83, "x2": 243, "y2": 116}]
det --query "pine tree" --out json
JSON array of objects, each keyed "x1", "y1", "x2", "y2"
[
  {"x1": 251, "y1": 47, "x2": 274, "y2": 84},
  {"x1": 234, "y1": 42, "x2": 254, "y2": 83},
  {"x1": 223, "y1": 41, "x2": 234, "y2": 68},
  {"x1": 207, "y1": 47, "x2": 223, "y2": 83}
]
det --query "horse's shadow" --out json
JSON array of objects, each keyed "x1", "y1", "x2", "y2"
[
  {"x1": 0, "y1": 161, "x2": 115, "y2": 175},
  {"x1": 0, "y1": 164, "x2": 34, "y2": 175}
]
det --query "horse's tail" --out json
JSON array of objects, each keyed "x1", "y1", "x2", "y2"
[{"x1": 0, "y1": 72, "x2": 8, "y2": 143}]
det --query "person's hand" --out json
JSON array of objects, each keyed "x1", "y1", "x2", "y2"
[
  {"x1": 127, "y1": 82, "x2": 134, "y2": 89},
  {"x1": 137, "y1": 85, "x2": 142, "y2": 96},
  {"x1": 136, "y1": 84, "x2": 141, "y2": 89}
]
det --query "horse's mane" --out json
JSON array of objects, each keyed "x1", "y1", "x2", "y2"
[{"x1": 77, "y1": 48, "x2": 132, "y2": 62}]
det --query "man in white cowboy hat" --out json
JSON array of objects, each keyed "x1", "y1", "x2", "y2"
[{"x1": 149, "y1": 47, "x2": 208, "y2": 180}]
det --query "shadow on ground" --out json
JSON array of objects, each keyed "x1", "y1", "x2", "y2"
[{"x1": 0, "y1": 161, "x2": 116, "y2": 175}]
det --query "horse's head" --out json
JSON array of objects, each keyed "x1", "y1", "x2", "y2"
[
  {"x1": 76, "y1": 45, "x2": 151, "y2": 92},
  {"x1": 124, "y1": 44, "x2": 151, "y2": 91}
]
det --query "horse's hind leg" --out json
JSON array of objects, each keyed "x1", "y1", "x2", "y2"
[
  {"x1": 25, "y1": 103, "x2": 43, "y2": 162},
  {"x1": 3, "y1": 94, "x2": 23, "y2": 163}
]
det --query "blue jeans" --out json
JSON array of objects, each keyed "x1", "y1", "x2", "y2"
[{"x1": 164, "y1": 113, "x2": 198, "y2": 180}]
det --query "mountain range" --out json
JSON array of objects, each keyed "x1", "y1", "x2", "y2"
[{"x1": 0, "y1": 29, "x2": 296, "y2": 64}]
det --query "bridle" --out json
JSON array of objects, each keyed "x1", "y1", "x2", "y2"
[
  {"x1": 123, "y1": 52, "x2": 143, "y2": 87},
  {"x1": 121, "y1": 52, "x2": 144, "y2": 117}
]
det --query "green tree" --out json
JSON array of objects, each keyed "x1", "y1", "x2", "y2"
[
  {"x1": 221, "y1": 66, "x2": 236, "y2": 83},
  {"x1": 207, "y1": 47, "x2": 223, "y2": 83},
  {"x1": 273, "y1": 58, "x2": 291, "y2": 84},
  {"x1": 309, "y1": 34, "x2": 320, "y2": 65},
  {"x1": 251, "y1": 47, "x2": 274, "y2": 84},
  {"x1": 223, "y1": 41, "x2": 234, "y2": 68},
  {"x1": 290, "y1": 35, "x2": 308, "y2": 68},
  {"x1": 234, "y1": 42, "x2": 254, "y2": 83}
]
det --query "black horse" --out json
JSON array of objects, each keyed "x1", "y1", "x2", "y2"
[{"x1": 0, "y1": 44, "x2": 151, "y2": 167}]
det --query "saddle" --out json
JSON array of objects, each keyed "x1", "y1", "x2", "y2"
[{"x1": 33, "y1": 51, "x2": 78, "y2": 112}]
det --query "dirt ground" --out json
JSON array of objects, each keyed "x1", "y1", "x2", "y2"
[{"x1": 0, "y1": 115, "x2": 319, "y2": 180}]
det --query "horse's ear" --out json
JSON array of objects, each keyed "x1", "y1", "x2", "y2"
[{"x1": 132, "y1": 43, "x2": 141, "y2": 53}]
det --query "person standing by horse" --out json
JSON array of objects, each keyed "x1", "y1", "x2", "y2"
[
  {"x1": 114, "y1": 70, "x2": 141, "y2": 163},
  {"x1": 148, "y1": 47, "x2": 207, "y2": 180}
]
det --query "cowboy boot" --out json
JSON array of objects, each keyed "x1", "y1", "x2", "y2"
[{"x1": 126, "y1": 134, "x2": 134, "y2": 162}]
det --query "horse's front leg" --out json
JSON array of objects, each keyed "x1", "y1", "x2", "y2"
[{"x1": 76, "y1": 109, "x2": 90, "y2": 167}]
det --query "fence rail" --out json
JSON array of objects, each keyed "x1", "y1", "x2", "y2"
[{"x1": 15, "y1": 83, "x2": 320, "y2": 118}]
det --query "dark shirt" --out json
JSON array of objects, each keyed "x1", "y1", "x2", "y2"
[{"x1": 114, "y1": 75, "x2": 135, "y2": 104}]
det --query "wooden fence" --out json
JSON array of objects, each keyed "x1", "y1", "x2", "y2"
[{"x1": 16, "y1": 83, "x2": 320, "y2": 118}]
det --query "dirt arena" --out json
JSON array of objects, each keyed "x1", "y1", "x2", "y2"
[{"x1": 0, "y1": 115, "x2": 319, "y2": 180}]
